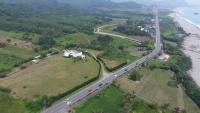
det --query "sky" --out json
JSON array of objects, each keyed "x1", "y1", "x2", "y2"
[{"x1": 113, "y1": 0, "x2": 200, "y2": 6}]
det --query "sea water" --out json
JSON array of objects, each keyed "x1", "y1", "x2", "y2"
[{"x1": 176, "y1": 6, "x2": 200, "y2": 28}]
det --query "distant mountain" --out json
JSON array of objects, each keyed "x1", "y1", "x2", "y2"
[
  {"x1": 112, "y1": 0, "x2": 188, "y2": 8},
  {"x1": 57, "y1": 0, "x2": 141, "y2": 9},
  {"x1": 0, "y1": 0, "x2": 141, "y2": 9}
]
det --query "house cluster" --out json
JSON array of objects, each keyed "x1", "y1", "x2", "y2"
[
  {"x1": 63, "y1": 50, "x2": 86, "y2": 59},
  {"x1": 158, "y1": 53, "x2": 170, "y2": 62},
  {"x1": 137, "y1": 19, "x2": 156, "y2": 33}
]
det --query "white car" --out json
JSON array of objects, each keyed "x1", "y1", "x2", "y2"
[
  {"x1": 114, "y1": 75, "x2": 118, "y2": 77},
  {"x1": 66, "y1": 101, "x2": 72, "y2": 105}
]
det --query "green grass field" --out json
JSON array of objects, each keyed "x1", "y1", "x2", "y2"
[
  {"x1": 117, "y1": 69, "x2": 177, "y2": 105},
  {"x1": 75, "y1": 85, "x2": 172, "y2": 113},
  {"x1": 0, "y1": 92, "x2": 28, "y2": 113},
  {"x1": 0, "y1": 44, "x2": 33, "y2": 59},
  {"x1": 55, "y1": 33, "x2": 97, "y2": 47},
  {"x1": 117, "y1": 69, "x2": 200, "y2": 113},
  {"x1": 111, "y1": 38, "x2": 137, "y2": 48},
  {"x1": 0, "y1": 30, "x2": 39, "y2": 43},
  {"x1": 0, "y1": 54, "x2": 100, "y2": 100},
  {"x1": 75, "y1": 86, "x2": 124, "y2": 113},
  {"x1": 0, "y1": 44, "x2": 34, "y2": 76}
]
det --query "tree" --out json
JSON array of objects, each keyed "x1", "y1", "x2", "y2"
[
  {"x1": 97, "y1": 35, "x2": 113, "y2": 49},
  {"x1": 38, "y1": 35, "x2": 55, "y2": 48},
  {"x1": 129, "y1": 70, "x2": 142, "y2": 81},
  {"x1": 123, "y1": 91, "x2": 136, "y2": 113},
  {"x1": 0, "y1": 42, "x2": 6, "y2": 48}
]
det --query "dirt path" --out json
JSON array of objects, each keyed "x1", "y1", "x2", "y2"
[{"x1": 94, "y1": 25, "x2": 141, "y2": 44}]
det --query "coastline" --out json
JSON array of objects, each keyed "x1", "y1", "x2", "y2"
[{"x1": 170, "y1": 13, "x2": 200, "y2": 86}]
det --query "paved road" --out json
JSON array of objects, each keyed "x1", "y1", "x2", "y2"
[
  {"x1": 94, "y1": 24, "x2": 141, "y2": 44},
  {"x1": 42, "y1": 8, "x2": 161, "y2": 113}
]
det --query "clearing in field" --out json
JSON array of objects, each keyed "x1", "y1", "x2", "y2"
[
  {"x1": 117, "y1": 69, "x2": 200, "y2": 113},
  {"x1": 0, "y1": 54, "x2": 100, "y2": 100}
]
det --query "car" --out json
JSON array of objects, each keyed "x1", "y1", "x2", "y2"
[
  {"x1": 66, "y1": 101, "x2": 72, "y2": 105},
  {"x1": 98, "y1": 83, "x2": 103, "y2": 87},
  {"x1": 114, "y1": 74, "x2": 118, "y2": 77},
  {"x1": 124, "y1": 68, "x2": 128, "y2": 72}
]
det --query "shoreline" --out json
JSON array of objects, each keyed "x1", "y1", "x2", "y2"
[
  {"x1": 174, "y1": 7, "x2": 200, "y2": 29},
  {"x1": 170, "y1": 13, "x2": 200, "y2": 87}
]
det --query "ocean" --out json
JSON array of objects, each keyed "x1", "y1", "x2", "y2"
[{"x1": 176, "y1": 6, "x2": 200, "y2": 28}]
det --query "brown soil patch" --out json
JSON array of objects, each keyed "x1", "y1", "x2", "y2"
[
  {"x1": 103, "y1": 59, "x2": 124, "y2": 69},
  {"x1": 0, "y1": 35, "x2": 39, "y2": 50}
]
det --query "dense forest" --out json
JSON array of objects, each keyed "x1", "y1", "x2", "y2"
[{"x1": 0, "y1": 0, "x2": 142, "y2": 48}]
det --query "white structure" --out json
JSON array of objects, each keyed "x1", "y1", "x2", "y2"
[
  {"x1": 158, "y1": 53, "x2": 170, "y2": 61},
  {"x1": 31, "y1": 59, "x2": 39, "y2": 64},
  {"x1": 64, "y1": 50, "x2": 86, "y2": 59},
  {"x1": 34, "y1": 55, "x2": 41, "y2": 59}
]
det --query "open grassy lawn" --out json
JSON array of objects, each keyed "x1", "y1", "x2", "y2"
[
  {"x1": 117, "y1": 69, "x2": 177, "y2": 106},
  {"x1": 183, "y1": 92, "x2": 200, "y2": 113},
  {"x1": 117, "y1": 69, "x2": 200, "y2": 113},
  {"x1": 0, "y1": 44, "x2": 34, "y2": 76},
  {"x1": 0, "y1": 54, "x2": 100, "y2": 100},
  {"x1": 0, "y1": 92, "x2": 28, "y2": 113},
  {"x1": 0, "y1": 30, "x2": 39, "y2": 43},
  {"x1": 55, "y1": 33, "x2": 97, "y2": 47}
]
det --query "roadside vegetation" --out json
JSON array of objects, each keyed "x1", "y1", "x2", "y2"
[{"x1": 75, "y1": 85, "x2": 172, "y2": 113}]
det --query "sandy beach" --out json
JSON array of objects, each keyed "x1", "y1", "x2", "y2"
[{"x1": 170, "y1": 13, "x2": 200, "y2": 86}]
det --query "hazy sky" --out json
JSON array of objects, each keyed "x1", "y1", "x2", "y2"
[{"x1": 113, "y1": 0, "x2": 200, "y2": 5}]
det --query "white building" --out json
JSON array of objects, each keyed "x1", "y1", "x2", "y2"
[
  {"x1": 63, "y1": 50, "x2": 86, "y2": 59},
  {"x1": 31, "y1": 59, "x2": 39, "y2": 64},
  {"x1": 158, "y1": 53, "x2": 170, "y2": 61}
]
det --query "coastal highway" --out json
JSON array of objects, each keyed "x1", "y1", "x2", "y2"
[{"x1": 42, "y1": 9, "x2": 162, "y2": 113}]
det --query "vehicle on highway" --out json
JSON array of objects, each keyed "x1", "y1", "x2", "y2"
[
  {"x1": 98, "y1": 83, "x2": 103, "y2": 87},
  {"x1": 66, "y1": 101, "x2": 72, "y2": 105}
]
